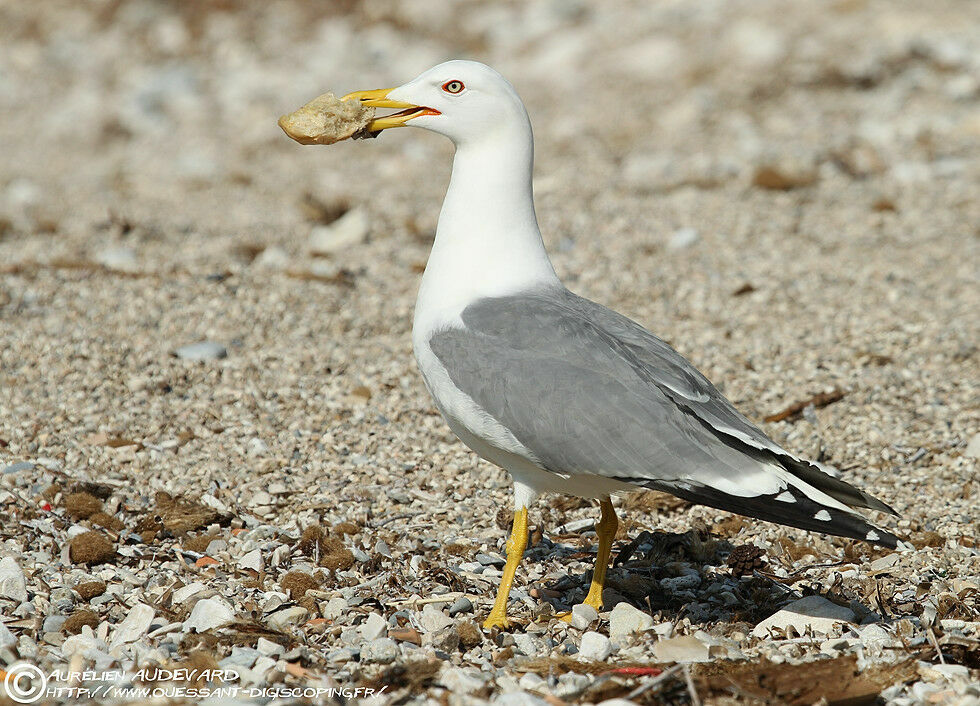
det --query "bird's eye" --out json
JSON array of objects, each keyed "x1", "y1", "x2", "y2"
[{"x1": 442, "y1": 80, "x2": 465, "y2": 94}]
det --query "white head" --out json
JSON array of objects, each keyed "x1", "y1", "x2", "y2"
[{"x1": 343, "y1": 60, "x2": 531, "y2": 147}]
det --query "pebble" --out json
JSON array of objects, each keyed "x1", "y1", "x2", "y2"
[
  {"x1": 578, "y1": 631, "x2": 613, "y2": 660},
  {"x1": 868, "y1": 553, "x2": 901, "y2": 572},
  {"x1": 0, "y1": 623, "x2": 15, "y2": 649},
  {"x1": 2, "y1": 462, "x2": 34, "y2": 474},
  {"x1": 420, "y1": 603, "x2": 454, "y2": 632},
  {"x1": 442, "y1": 667, "x2": 490, "y2": 694},
  {"x1": 360, "y1": 637, "x2": 399, "y2": 664},
  {"x1": 512, "y1": 632, "x2": 546, "y2": 657},
  {"x1": 661, "y1": 573, "x2": 701, "y2": 592},
  {"x1": 0, "y1": 557, "x2": 28, "y2": 603},
  {"x1": 322, "y1": 597, "x2": 348, "y2": 620},
  {"x1": 751, "y1": 596, "x2": 856, "y2": 638},
  {"x1": 256, "y1": 637, "x2": 284, "y2": 657},
  {"x1": 110, "y1": 603, "x2": 154, "y2": 646},
  {"x1": 668, "y1": 227, "x2": 699, "y2": 250},
  {"x1": 569, "y1": 603, "x2": 598, "y2": 629},
  {"x1": 448, "y1": 596, "x2": 473, "y2": 616},
  {"x1": 359, "y1": 612, "x2": 388, "y2": 641},
  {"x1": 609, "y1": 602, "x2": 654, "y2": 641},
  {"x1": 94, "y1": 246, "x2": 137, "y2": 272},
  {"x1": 173, "y1": 583, "x2": 207, "y2": 603},
  {"x1": 43, "y1": 616, "x2": 66, "y2": 633},
  {"x1": 494, "y1": 692, "x2": 549, "y2": 706},
  {"x1": 653, "y1": 634, "x2": 711, "y2": 662},
  {"x1": 425, "y1": 624, "x2": 460, "y2": 653},
  {"x1": 266, "y1": 606, "x2": 309, "y2": 631},
  {"x1": 175, "y1": 341, "x2": 228, "y2": 361},
  {"x1": 475, "y1": 553, "x2": 506, "y2": 567},
  {"x1": 183, "y1": 596, "x2": 235, "y2": 632},
  {"x1": 964, "y1": 433, "x2": 980, "y2": 458},
  {"x1": 309, "y1": 208, "x2": 369, "y2": 255},
  {"x1": 237, "y1": 549, "x2": 262, "y2": 573}
]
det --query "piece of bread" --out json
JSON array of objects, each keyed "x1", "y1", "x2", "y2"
[{"x1": 278, "y1": 93, "x2": 375, "y2": 145}]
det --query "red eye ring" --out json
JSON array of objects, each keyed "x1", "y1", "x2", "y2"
[{"x1": 442, "y1": 80, "x2": 465, "y2": 94}]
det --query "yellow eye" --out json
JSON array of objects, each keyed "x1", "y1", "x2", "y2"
[{"x1": 442, "y1": 80, "x2": 465, "y2": 94}]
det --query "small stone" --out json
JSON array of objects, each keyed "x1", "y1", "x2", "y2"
[
  {"x1": 359, "y1": 612, "x2": 388, "y2": 641},
  {"x1": 868, "y1": 553, "x2": 901, "y2": 573},
  {"x1": 512, "y1": 632, "x2": 545, "y2": 657},
  {"x1": 388, "y1": 627, "x2": 422, "y2": 645},
  {"x1": 609, "y1": 602, "x2": 654, "y2": 641},
  {"x1": 361, "y1": 637, "x2": 399, "y2": 664},
  {"x1": 322, "y1": 597, "x2": 348, "y2": 620},
  {"x1": 256, "y1": 637, "x2": 284, "y2": 657},
  {"x1": 475, "y1": 553, "x2": 505, "y2": 567},
  {"x1": 570, "y1": 603, "x2": 598, "y2": 629},
  {"x1": 237, "y1": 549, "x2": 262, "y2": 573},
  {"x1": 661, "y1": 574, "x2": 701, "y2": 592},
  {"x1": 441, "y1": 666, "x2": 488, "y2": 694},
  {"x1": 578, "y1": 631, "x2": 613, "y2": 660},
  {"x1": 654, "y1": 634, "x2": 711, "y2": 663},
  {"x1": 252, "y1": 245, "x2": 290, "y2": 270},
  {"x1": 172, "y1": 583, "x2": 207, "y2": 603},
  {"x1": 0, "y1": 557, "x2": 28, "y2": 602},
  {"x1": 266, "y1": 606, "x2": 309, "y2": 631},
  {"x1": 425, "y1": 624, "x2": 460, "y2": 653},
  {"x1": 2, "y1": 462, "x2": 34, "y2": 474},
  {"x1": 110, "y1": 603, "x2": 155, "y2": 646},
  {"x1": 964, "y1": 433, "x2": 980, "y2": 458},
  {"x1": 859, "y1": 623, "x2": 895, "y2": 649},
  {"x1": 175, "y1": 341, "x2": 228, "y2": 361},
  {"x1": 94, "y1": 246, "x2": 137, "y2": 272},
  {"x1": 928, "y1": 664, "x2": 970, "y2": 681},
  {"x1": 184, "y1": 597, "x2": 236, "y2": 632},
  {"x1": 449, "y1": 596, "x2": 473, "y2": 616},
  {"x1": 43, "y1": 616, "x2": 67, "y2": 633},
  {"x1": 494, "y1": 692, "x2": 549, "y2": 706},
  {"x1": 420, "y1": 604, "x2": 454, "y2": 632},
  {"x1": 309, "y1": 208, "x2": 369, "y2": 256},
  {"x1": 668, "y1": 227, "x2": 699, "y2": 250},
  {"x1": 0, "y1": 622, "x2": 16, "y2": 648},
  {"x1": 751, "y1": 595, "x2": 856, "y2": 638},
  {"x1": 751, "y1": 161, "x2": 817, "y2": 190}
]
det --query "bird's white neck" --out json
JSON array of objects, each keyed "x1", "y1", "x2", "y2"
[{"x1": 415, "y1": 128, "x2": 560, "y2": 332}]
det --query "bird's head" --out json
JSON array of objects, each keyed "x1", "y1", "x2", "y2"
[{"x1": 343, "y1": 60, "x2": 530, "y2": 145}]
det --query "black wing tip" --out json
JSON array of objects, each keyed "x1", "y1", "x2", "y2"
[{"x1": 625, "y1": 479, "x2": 907, "y2": 550}]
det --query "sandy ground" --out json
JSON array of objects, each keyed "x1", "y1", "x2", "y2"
[{"x1": 0, "y1": 1, "x2": 978, "y2": 704}]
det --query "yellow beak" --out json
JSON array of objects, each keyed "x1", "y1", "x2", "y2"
[{"x1": 342, "y1": 88, "x2": 440, "y2": 130}]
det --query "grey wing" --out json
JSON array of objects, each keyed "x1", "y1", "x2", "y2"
[
  {"x1": 428, "y1": 287, "x2": 900, "y2": 547},
  {"x1": 557, "y1": 291, "x2": 895, "y2": 513}
]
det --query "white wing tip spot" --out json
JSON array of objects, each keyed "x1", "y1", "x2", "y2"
[
  {"x1": 814, "y1": 509, "x2": 832, "y2": 521},
  {"x1": 866, "y1": 530, "x2": 880, "y2": 541},
  {"x1": 774, "y1": 490, "x2": 796, "y2": 503}
]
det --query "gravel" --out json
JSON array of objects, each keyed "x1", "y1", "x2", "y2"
[{"x1": 0, "y1": 1, "x2": 977, "y2": 704}]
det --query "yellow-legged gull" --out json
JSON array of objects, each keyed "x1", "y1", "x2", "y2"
[{"x1": 335, "y1": 60, "x2": 902, "y2": 631}]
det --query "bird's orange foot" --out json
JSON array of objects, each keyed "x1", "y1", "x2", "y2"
[{"x1": 483, "y1": 612, "x2": 514, "y2": 631}]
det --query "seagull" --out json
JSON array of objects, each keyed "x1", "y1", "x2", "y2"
[{"x1": 342, "y1": 60, "x2": 901, "y2": 630}]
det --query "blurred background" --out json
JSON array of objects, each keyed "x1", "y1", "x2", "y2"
[{"x1": 0, "y1": 1, "x2": 976, "y2": 504}]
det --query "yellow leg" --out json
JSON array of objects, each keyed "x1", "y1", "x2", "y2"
[
  {"x1": 563, "y1": 497, "x2": 618, "y2": 619},
  {"x1": 483, "y1": 507, "x2": 529, "y2": 630}
]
